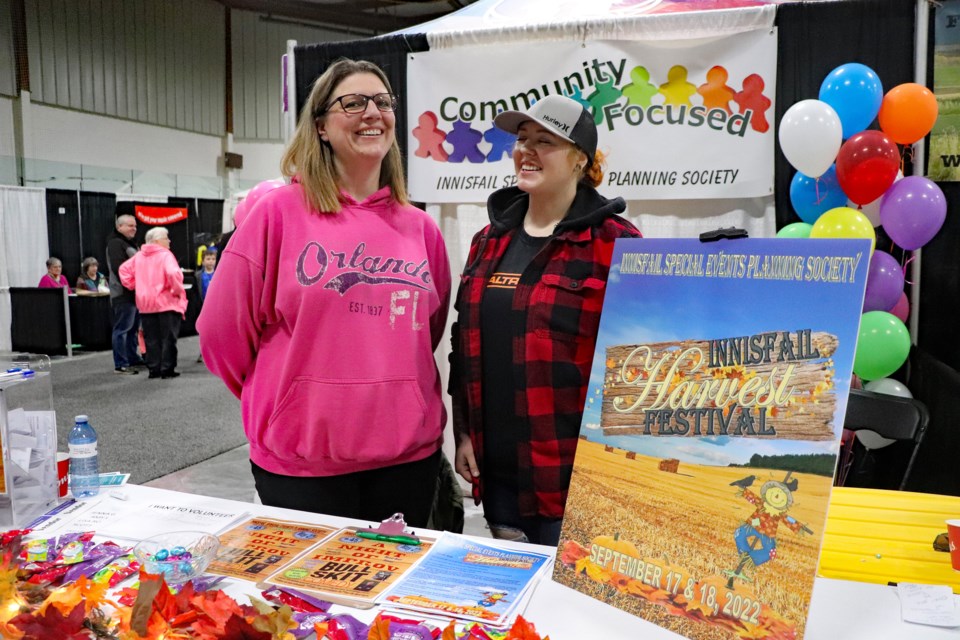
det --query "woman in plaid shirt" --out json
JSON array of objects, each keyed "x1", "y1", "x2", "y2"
[{"x1": 450, "y1": 95, "x2": 641, "y2": 545}]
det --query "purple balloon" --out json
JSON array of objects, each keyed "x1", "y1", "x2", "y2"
[
  {"x1": 862, "y1": 250, "x2": 904, "y2": 312},
  {"x1": 879, "y1": 176, "x2": 947, "y2": 250}
]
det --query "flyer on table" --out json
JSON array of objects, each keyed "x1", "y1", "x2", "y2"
[
  {"x1": 379, "y1": 532, "x2": 551, "y2": 625},
  {"x1": 264, "y1": 528, "x2": 433, "y2": 606},
  {"x1": 554, "y1": 238, "x2": 869, "y2": 640},
  {"x1": 207, "y1": 517, "x2": 337, "y2": 581}
]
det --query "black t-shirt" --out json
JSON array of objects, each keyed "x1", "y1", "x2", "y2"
[{"x1": 480, "y1": 228, "x2": 550, "y2": 487}]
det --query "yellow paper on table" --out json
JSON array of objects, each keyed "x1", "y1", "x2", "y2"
[
  {"x1": 207, "y1": 517, "x2": 337, "y2": 581},
  {"x1": 264, "y1": 527, "x2": 433, "y2": 609},
  {"x1": 818, "y1": 487, "x2": 960, "y2": 594}
]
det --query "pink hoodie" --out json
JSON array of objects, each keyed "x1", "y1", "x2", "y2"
[
  {"x1": 197, "y1": 184, "x2": 451, "y2": 477},
  {"x1": 119, "y1": 243, "x2": 187, "y2": 315}
]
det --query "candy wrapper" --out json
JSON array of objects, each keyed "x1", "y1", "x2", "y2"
[
  {"x1": 290, "y1": 611, "x2": 331, "y2": 639},
  {"x1": 325, "y1": 614, "x2": 369, "y2": 640},
  {"x1": 190, "y1": 574, "x2": 226, "y2": 592},
  {"x1": 92, "y1": 552, "x2": 140, "y2": 587},
  {"x1": 262, "y1": 585, "x2": 332, "y2": 613},
  {"x1": 62, "y1": 542, "x2": 127, "y2": 583}
]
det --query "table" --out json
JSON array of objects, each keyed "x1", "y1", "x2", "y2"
[
  {"x1": 820, "y1": 487, "x2": 960, "y2": 593},
  {"x1": 39, "y1": 485, "x2": 958, "y2": 640},
  {"x1": 69, "y1": 292, "x2": 113, "y2": 351}
]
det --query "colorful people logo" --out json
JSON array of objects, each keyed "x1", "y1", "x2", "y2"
[{"x1": 411, "y1": 64, "x2": 772, "y2": 163}]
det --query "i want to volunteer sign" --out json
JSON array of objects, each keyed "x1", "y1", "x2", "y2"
[{"x1": 406, "y1": 29, "x2": 777, "y2": 203}]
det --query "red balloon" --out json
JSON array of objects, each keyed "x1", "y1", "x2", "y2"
[{"x1": 835, "y1": 130, "x2": 900, "y2": 205}]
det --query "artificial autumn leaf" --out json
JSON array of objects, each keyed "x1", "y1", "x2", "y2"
[
  {"x1": 131, "y1": 572, "x2": 165, "y2": 636},
  {"x1": 505, "y1": 616, "x2": 546, "y2": 640},
  {"x1": 250, "y1": 601, "x2": 297, "y2": 638},
  {"x1": 191, "y1": 588, "x2": 249, "y2": 628},
  {"x1": 366, "y1": 614, "x2": 392, "y2": 640},
  {"x1": 313, "y1": 621, "x2": 329, "y2": 638},
  {"x1": 440, "y1": 620, "x2": 458, "y2": 640},
  {"x1": 219, "y1": 613, "x2": 272, "y2": 640},
  {"x1": 9, "y1": 601, "x2": 88, "y2": 640},
  {"x1": 41, "y1": 575, "x2": 111, "y2": 617}
]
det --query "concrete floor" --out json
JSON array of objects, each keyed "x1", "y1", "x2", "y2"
[{"x1": 143, "y1": 444, "x2": 492, "y2": 538}]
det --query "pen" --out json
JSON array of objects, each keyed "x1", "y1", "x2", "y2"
[{"x1": 354, "y1": 530, "x2": 421, "y2": 545}]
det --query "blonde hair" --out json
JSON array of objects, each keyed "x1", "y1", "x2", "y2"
[{"x1": 281, "y1": 59, "x2": 408, "y2": 214}]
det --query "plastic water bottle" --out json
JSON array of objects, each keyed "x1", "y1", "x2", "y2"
[{"x1": 68, "y1": 415, "x2": 99, "y2": 498}]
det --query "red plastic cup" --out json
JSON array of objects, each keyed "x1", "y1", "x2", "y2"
[
  {"x1": 57, "y1": 452, "x2": 70, "y2": 499},
  {"x1": 947, "y1": 519, "x2": 960, "y2": 571}
]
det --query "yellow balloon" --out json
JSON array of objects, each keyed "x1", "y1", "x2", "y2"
[{"x1": 809, "y1": 206, "x2": 876, "y2": 253}]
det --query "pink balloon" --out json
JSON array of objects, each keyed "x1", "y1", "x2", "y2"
[
  {"x1": 235, "y1": 178, "x2": 286, "y2": 228},
  {"x1": 889, "y1": 291, "x2": 909, "y2": 322}
]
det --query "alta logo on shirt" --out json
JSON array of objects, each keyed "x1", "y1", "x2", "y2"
[{"x1": 296, "y1": 241, "x2": 432, "y2": 294}]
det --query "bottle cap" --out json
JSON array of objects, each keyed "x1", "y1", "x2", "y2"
[{"x1": 75, "y1": 415, "x2": 89, "y2": 422}]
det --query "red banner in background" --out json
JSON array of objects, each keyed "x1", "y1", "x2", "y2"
[{"x1": 134, "y1": 205, "x2": 188, "y2": 225}]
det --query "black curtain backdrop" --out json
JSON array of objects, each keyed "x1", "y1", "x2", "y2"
[
  {"x1": 168, "y1": 197, "x2": 198, "y2": 268},
  {"x1": 45, "y1": 189, "x2": 82, "y2": 284},
  {"x1": 79, "y1": 191, "x2": 118, "y2": 274},
  {"x1": 197, "y1": 198, "x2": 225, "y2": 261},
  {"x1": 294, "y1": 34, "x2": 429, "y2": 168},
  {"x1": 115, "y1": 200, "x2": 191, "y2": 268},
  {"x1": 773, "y1": 0, "x2": 917, "y2": 230}
]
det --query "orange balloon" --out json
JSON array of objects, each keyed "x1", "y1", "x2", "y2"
[{"x1": 878, "y1": 83, "x2": 938, "y2": 145}]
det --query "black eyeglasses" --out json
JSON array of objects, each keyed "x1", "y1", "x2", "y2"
[{"x1": 323, "y1": 93, "x2": 398, "y2": 115}]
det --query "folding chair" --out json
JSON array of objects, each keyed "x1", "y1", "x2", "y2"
[{"x1": 838, "y1": 388, "x2": 930, "y2": 490}]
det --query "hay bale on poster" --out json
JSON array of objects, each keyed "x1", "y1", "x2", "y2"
[{"x1": 658, "y1": 458, "x2": 679, "y2": 473}]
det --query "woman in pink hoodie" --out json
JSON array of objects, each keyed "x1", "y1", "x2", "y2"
[
  {"x1": 197, "y1": 60, "x2": 451, "y2": 527},
  {"x1": 119, "y1": 226, "x2": 187, "y2": 379}
]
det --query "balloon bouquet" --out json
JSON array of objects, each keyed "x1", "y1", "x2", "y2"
[{"x1": 777, "y1": 63, "x2": 944, "y2": 445}]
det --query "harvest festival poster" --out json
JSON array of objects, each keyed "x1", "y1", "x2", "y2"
[{"x1": 554, "y1": 238, "x2": 869, "y2": 640}]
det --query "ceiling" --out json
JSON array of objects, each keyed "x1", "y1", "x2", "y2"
[{"x1": 216, "y1": 0, "x2": 478, "y2": 35}]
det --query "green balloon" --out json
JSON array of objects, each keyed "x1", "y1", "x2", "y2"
[
  {"x1": 777, "y1": 222, "x2": 813, "y2": 238},
  {"x1": 854, "y1": 311, "x2": 911, "y2": 381}
]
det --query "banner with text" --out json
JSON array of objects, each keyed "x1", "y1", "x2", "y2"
[{"x1": 406, "y1": 29, "x2": 777, "y2": 202}]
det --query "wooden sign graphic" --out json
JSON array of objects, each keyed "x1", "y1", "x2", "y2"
[{"x1": 600, "y1": 329, "x2": 838, "y2": 440}]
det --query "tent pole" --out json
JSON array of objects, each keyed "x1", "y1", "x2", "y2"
[
  {"x1": 284, "y1": 40, "x2": 298, "y2": 143},
  {"x1": 909, "y1": 0, "x2": 929, "y2": 343}
]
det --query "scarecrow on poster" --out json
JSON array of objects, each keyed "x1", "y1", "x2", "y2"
[{"x1": 725, "y1": 472, "x2": 812, "y2": 588}]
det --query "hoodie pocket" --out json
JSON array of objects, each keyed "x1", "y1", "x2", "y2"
[
  {"x1": 263, "y1": 376, "x2": 428, "y2": 464},
  {"x1": 532, "y1": 273, "x2": 606, "y2": 342}
]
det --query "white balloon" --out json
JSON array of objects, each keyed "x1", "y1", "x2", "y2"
[
  {"x1": 850, "y1": 171, "x2": 903, "y2": 227},
  {"x1": 778, "y1": 99, "x2": 843, "y2": 178},
  {"x1": 856, "y1": 378, "x2": 914, "y2": 448}
]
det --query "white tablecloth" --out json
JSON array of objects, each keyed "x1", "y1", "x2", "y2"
[{"x1": 51, "y1": 485, "x2": 960, "y2": 640}]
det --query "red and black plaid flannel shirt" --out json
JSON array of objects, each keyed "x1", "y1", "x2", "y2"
[{"x1": 450, "y1": 186, "x2": 640, "y2": 519}]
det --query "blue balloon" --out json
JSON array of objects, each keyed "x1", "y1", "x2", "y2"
[
  {"x1": 789, "y1": 165, "x2": 847, "y2": 224},
  {"x1": 819, "y1": 63, "x2": 883, "y2": 139}
]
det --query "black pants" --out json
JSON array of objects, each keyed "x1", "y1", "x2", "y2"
[
  {"x1": 251, "y1": 449, "x2": 441, "y2": 528},
  {"x1": 141, "y1": 311, "x2": 181, "y2": 376}
]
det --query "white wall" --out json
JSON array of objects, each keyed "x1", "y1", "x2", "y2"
[
  {"x1": 0, "y1": 96, "x2": 15, "y2": 157},
  {"x1": 233, "y1": 139, "x2": 286, "y2": 187},
  {"x1": 30, "y1": 103, "x2": 223, "y2": 177}
]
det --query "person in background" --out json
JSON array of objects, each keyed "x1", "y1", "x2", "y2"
[
  {"x1": 38, "y1": 257, "x2": 71, "y2": 292},
  {"x1": 198, "y1": 59, "x2": 451, "y2": 527},
  {"x1": 75, "y1": 256, "x2": 109, "y2": 294},
  {"x1": 219, "y1": 178, "x2": 286, "y2": 257},
  {"x1": 449, "y1": 95, "x2": 641, "y2": 546},
  {"x1": 119, "y1": 227, "x2": 187, "y2": 380},
  {"x1": 106, "y1": 214, "x2": 142, "y2": 374},
  {"x1": 199, "y1": 248, "x2": 217, "y2": 299}
]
